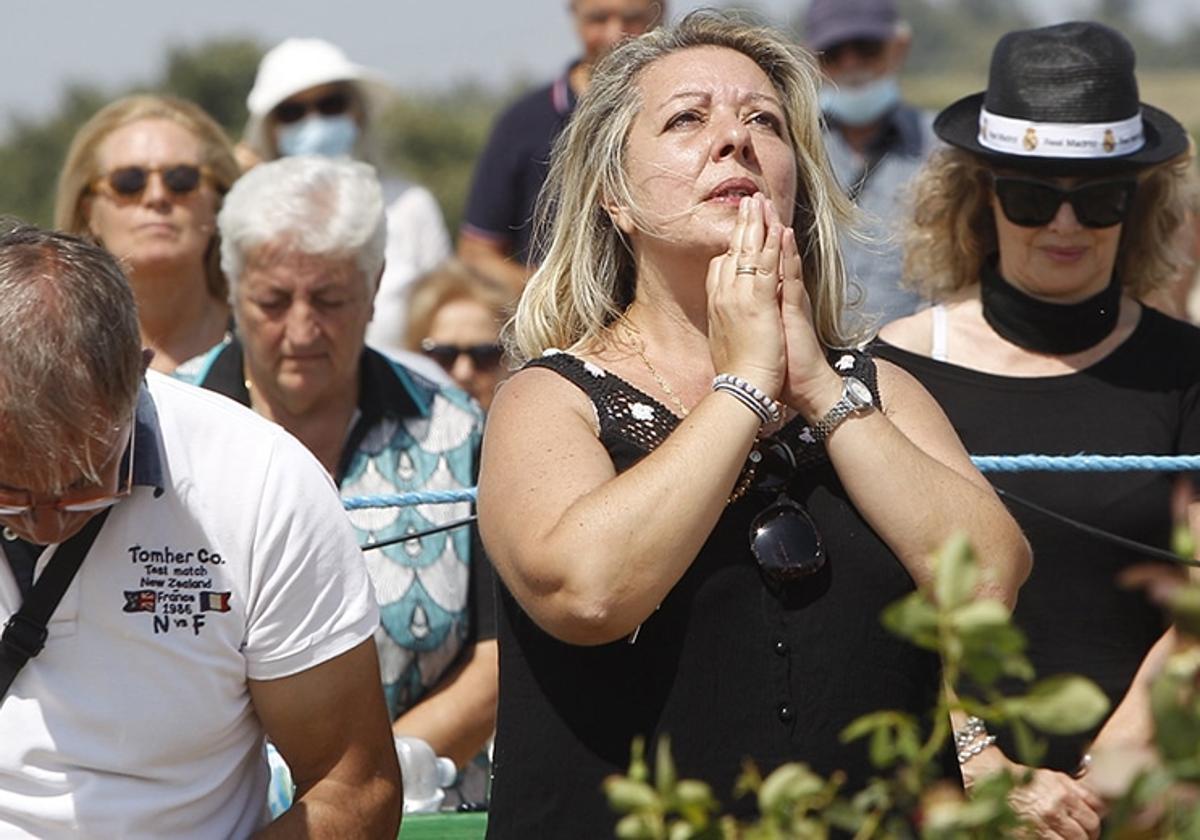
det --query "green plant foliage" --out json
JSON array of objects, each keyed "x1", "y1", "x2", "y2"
[{"x1": 603, "y1": 534, "x2": 1115, "y2": 838}]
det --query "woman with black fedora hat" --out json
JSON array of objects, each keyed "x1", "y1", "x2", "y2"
[{"x1": 877, "y1": 20, "x2": 1199, "y2": 839}]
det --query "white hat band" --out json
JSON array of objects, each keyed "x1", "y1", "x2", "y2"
[{"x1": 977, "y1": 108, "x2": 1145, "y2": 158}]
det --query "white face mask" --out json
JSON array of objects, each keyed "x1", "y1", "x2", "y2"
[
  {"x1": 819, "y1": 75, "x2": 900, "y2": 128},
  {"x1": 275, "y1": 114, "x2": 359, "y2": 158}
]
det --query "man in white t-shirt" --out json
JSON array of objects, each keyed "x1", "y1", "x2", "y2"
[{"x1": 0, "y1": 225, "x2": 402, "y2": 838}]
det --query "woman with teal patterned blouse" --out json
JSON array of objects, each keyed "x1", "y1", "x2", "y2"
[{"x1": 194, "y1": 155, "x2": 496, "y2": 804}]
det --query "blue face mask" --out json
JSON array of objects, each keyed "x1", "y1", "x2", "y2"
[
  {"x1": 819, "y1": 75, "x2": 900, "y2": 128},
  {"x1": 275, "y1": 114, "x2": 359, "y2": 158}
]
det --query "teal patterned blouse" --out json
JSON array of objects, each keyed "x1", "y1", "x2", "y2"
[{"x1": 191, "y1": 341, "x2": 489, "y2": 719}]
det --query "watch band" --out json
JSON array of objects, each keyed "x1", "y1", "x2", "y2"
[{"x1": 811, "y1": 376, "x2": 874, "y2": 442}]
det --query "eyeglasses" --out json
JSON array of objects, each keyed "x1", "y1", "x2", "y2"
[
  {"x1": 272, "y1": 91, "x2": 352, "y2": 125},
  {"x1": 0, "y1": 424, "x2": 135, "y2": 516},
  {"x1": 746, "y1": 438, "x2": 825, "y2": 586},
  {"x1": 991, "y1": 175, "x2": 1138, "y2": 229},
  {"x1": 819, "y1": 38, "x2": 886, "y2": 66},
  {"x1": 420, "y1": 339, "x2": 504, "y2": 372},
  {"x1": 91, "y1": 164, "x2": 208, "y2": 199}
]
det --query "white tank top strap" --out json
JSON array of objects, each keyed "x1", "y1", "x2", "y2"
[{"x1": 930, "y1": 304, "x2": 949, "y2": 362}]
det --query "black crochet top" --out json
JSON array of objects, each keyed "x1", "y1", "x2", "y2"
[{"x1": 485, "y1": 347, "x2": 952, "y2": 839}]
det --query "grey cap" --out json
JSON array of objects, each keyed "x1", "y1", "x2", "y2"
[{"x1": 803, "y1": 0, "x2": 898, "y2": 51}]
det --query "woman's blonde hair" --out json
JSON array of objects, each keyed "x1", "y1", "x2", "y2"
[
  {"x1": 404, "y1": 258, "x2": 517, "y2": 351},
  {"x1": 903, "y1": 145, "x2": 1197, "y2": 300},
  {"x1": 54, "y1": 94, "x2": 241, "y2": 301},
  {"x1": 509, "y1": 10, "x2": 859, "y2": 363}
]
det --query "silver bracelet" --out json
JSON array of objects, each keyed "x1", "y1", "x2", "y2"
[
  {"x1": 954, "y1": 715, "x2": 996, "y2": 765},
  {"x1": 958, "y1": 734, "x2": 997, "y2": 764},
  {"x1": 953, "y1": 715, "x2": 987, "y2": 751},
  {"x1": 712, "y1": 374, "x2": 782, "y2": 424}
]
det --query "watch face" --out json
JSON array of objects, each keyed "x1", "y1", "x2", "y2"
[{"x1": 846, "y1": 377, "x2": 873, "y2": 407}]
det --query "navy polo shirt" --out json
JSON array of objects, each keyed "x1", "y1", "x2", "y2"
[{"x1": 460, "y1": 63, "x2": 579, "y2": 265}]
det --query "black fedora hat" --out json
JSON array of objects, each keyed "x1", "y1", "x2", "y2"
[{"x1": 934, "y1": 21, "x2": 1188, "y2": 175}]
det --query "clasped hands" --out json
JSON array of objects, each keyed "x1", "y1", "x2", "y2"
[{"x1": 705, "y1": 193, "x2": 842, "y2": 420}]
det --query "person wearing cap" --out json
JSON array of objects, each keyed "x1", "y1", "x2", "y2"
[
  {"x1": 876, "y1": 21, "x2": 1199, "y2": 838},
  {"x1": 457, "y1": 0, "x2": 664, "y2": 293},
  {"x1": 804, "y1": 0, "x2": 936, "y2": 327},
  {"x1": 242, "y1": 38, "x2": 451, "y2": 363}
]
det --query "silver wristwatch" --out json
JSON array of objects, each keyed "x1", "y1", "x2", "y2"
[{"x1": 811, "y1": 376, "x2": 874, "y2": 442}]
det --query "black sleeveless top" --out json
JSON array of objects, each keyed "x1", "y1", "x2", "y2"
[
  {"x1": 485, "y1": 349, "x2": 953, "y2": 838},
  {"x1": 874, "y1": 306, "x2": 1200, "y2": 772}
]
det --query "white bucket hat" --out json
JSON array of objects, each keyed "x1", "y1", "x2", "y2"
[{"x1": 243, "y1": 38, "x2": 394, "y2": 157}]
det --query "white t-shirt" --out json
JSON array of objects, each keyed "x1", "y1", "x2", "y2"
[{"x1": 0, "y1": 374, "x2": 378, "y2": 839}]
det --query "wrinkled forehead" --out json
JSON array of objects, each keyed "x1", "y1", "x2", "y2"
[
  {"x1": 637, "y1": 46, "x2": 784, "y2": 111},
  {"x1": 241, "y1": 241, "x2": 364, "y2": 286}
]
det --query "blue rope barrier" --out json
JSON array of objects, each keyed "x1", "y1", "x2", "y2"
[
  {"x1": 971, "y1": 454, "x2": 1200, "y2": 473},
  {"x1": 342, "y1": 488, "x2": 478, "y2": 510},
  {"x1": 339, "y1": 455, "x2": 1200, "y2": 510}
]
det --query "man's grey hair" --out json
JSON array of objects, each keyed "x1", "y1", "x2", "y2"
[
  {"x1": 218, "y1": 156, "x2": 387, "y2": 299},
  {"x1": 0, "y1": 222, "x2": 142, "y2": 491}
]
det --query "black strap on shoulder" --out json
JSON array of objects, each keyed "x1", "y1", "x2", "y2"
[{"x1": 0, "y1": 508, "x2": 111, "y2": 703}]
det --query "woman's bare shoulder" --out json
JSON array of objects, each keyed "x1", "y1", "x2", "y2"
[{"x1": 877, "y1": 309, "x2": 932, "y2": 354}]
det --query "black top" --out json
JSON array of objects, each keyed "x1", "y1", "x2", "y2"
[
  {"x1": 485, "y1": 349, "x2": 953, "y2": 838},
  {"x1": 874, "y1": 305, "x2": 1200, "y2": 771},
  {"x1": 460, "y1": 64, "x2": 578, "y2": 264}
]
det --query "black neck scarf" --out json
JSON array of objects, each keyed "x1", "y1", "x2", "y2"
[{"x1": 980, "y1": 256, "x2": 1121, "y2": 355}]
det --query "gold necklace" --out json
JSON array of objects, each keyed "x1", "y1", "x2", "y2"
[{"x1": 637, "y1": 347, "x2": 689, "y2": 418}]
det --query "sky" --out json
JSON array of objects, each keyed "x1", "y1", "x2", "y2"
[{"x1": 2, "y1": 0, "x2": 1198, "y2": 132}]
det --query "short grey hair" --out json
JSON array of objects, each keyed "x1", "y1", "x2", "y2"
[
  {"x1": 218, "y1": 155, "x2": 387, "y2": 299},
  {"x1": 0, "y1": 222, "x2": 142, "y2": 491}
]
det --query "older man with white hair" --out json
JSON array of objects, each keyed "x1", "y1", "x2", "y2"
[{"x1": 195, "y1": 156, "x2": 497, "y2": 806}]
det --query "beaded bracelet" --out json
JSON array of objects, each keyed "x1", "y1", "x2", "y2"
[
  {"x1": 958, "y1": 734, "x2": 997, "y2": 764},
  {"x1": 954, "y1": 715, "x2": 997, "y2": 765},
  {"x1": 712, "y1": 374, "x2": 782, "y2": 424}
]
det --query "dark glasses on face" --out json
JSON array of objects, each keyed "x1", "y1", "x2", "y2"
[
  {"x1": 420, "y1": 339, "x2": 504, "y2": 372},
  {"x1": 747, "y1": 438, "x2": 825, "y2": 587},
  {"x1": 272, "y1": 92, "x2": 352, "y2": 125},
  {"x1": 992, "y1": 175, "x2": 1138, "y2": 229},
  {"x1": 93, "y1": 164, "x2": 207, "y2": 199}
]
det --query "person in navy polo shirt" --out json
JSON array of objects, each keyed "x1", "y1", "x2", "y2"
[{"x1": 458, "y1": 0, "x2": 665, "y2": 292}]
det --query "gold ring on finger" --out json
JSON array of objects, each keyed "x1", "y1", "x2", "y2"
[{"x1": 735, "y1": 265, "x2": 757, "y2": 275}]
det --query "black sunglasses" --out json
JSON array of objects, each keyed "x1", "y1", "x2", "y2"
[
  {"x1": 992, "y1": 175, "x2": 1138, "y2": 229},
  {"x1": 420, "y1": 339, "x2": 504, "y2": 372},
  {"x1": 272, "y1": 91, "x2": 352, "y2": 125},
  {"x1": 93, "y1": 164, "x2": 207, "y2": 199},
  {"x1": 746, "y1": 438, "x2": 825, "y2": 586}
]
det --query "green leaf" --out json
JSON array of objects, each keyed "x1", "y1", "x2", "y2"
[
  {"x1": 949, "y1": 599, "x2": 1010, "y2": 633},
  {"x1": 757, "y1": 763, "x2": 825, "y2": 816},
  {"x1": 1167, "y1": 584, "x2": 1200, "y2": 638},
  {"x1": 628, "y1": 736, "x2": 649, "y2": 783},
  {"x1": 1012, "y1": 675, "x2": 1110, "y2": 734},
  {"x1": 606, "y1": 777, "x2": 661, "y2": 813},
  {"x1": 1009, "y1": 717, "x2": 1046, "y2": 767},
  {"x1": 655, "y1": 736, "x2": 677, "y2": 797},
  {"x1": 881, "y1": 592, "x2": 940, "y2": 649},
  {"x1": 615, "y1": 812, "x2": 661, "y2": 840},
  {"x1": 1172, "y1": 523, "x2": 1198, "y2": 561},
  {"x1": 934, "y1": 532, "x2": 977, "y2": 610}
]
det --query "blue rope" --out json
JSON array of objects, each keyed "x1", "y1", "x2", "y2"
[
  {"x1": 971, "y1": 454, "x2": 1200, "y2": 473},
  {"x1": 339, "y1": 455, "x2": 1200, "y2": 510},
  {"x1": 342, "y1": 488, "x2": 477, "y2": 510}
]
